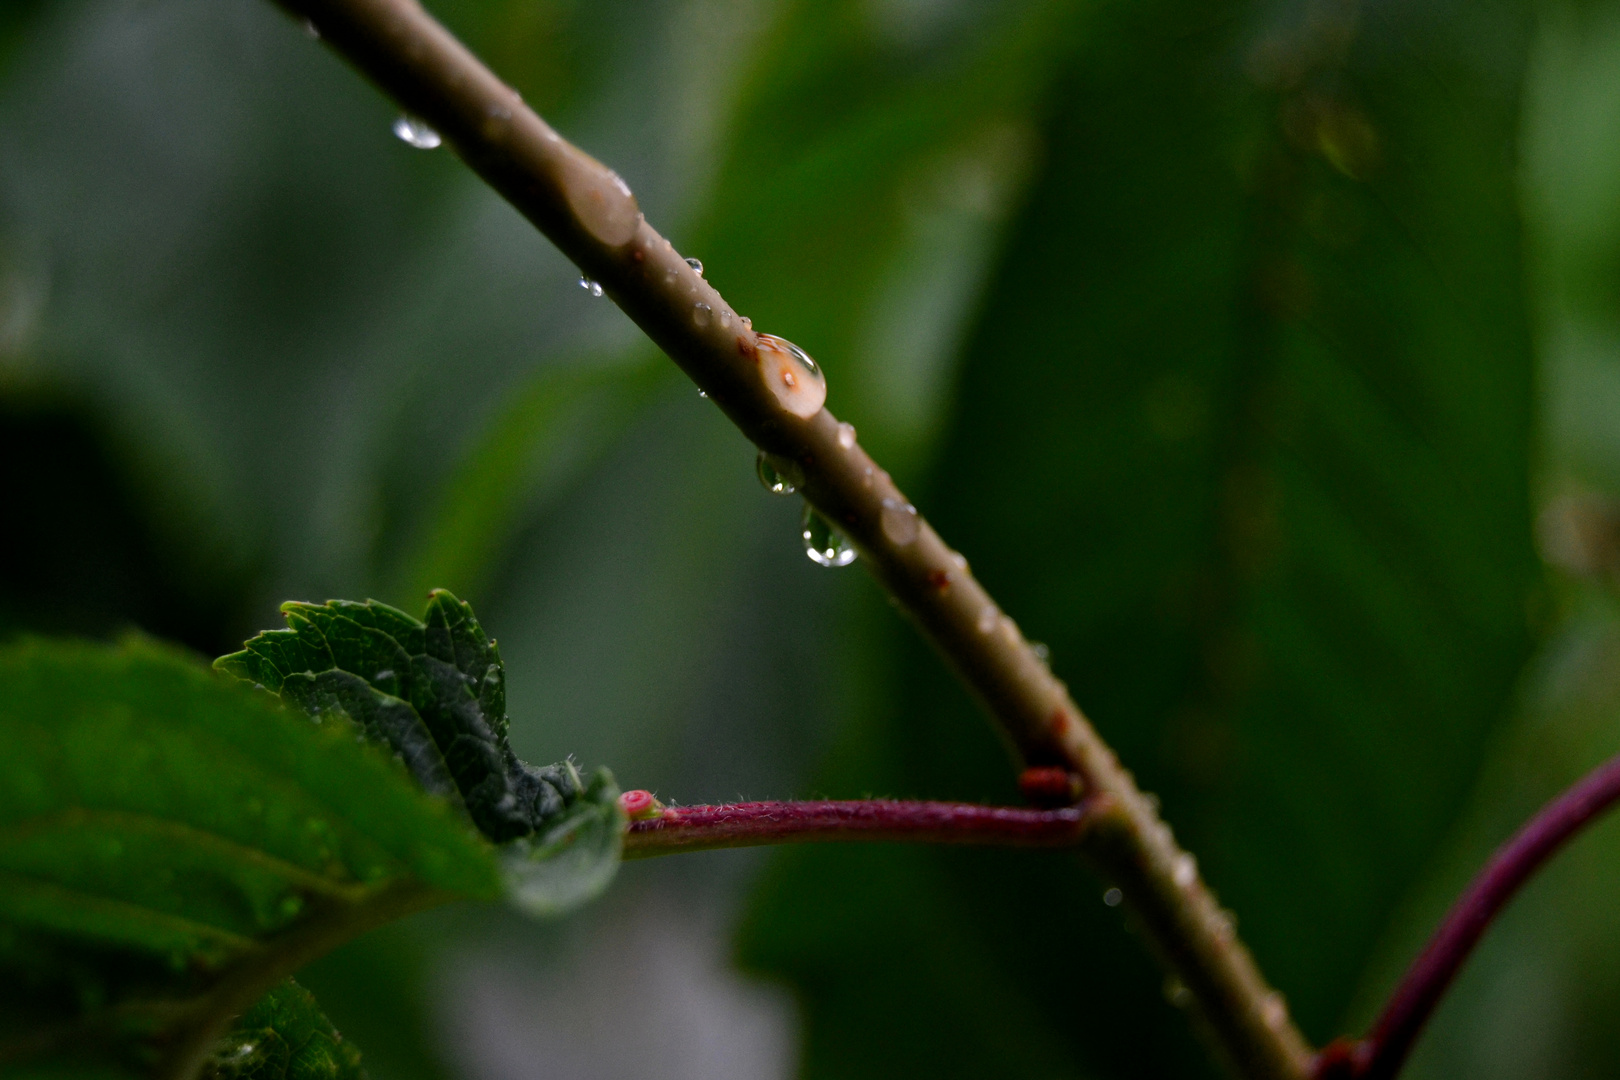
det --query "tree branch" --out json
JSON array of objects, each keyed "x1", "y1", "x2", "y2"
[
  {"x1": 621, "y1": 796, "x2": 1103, "y2": 858},
  {"x1": 273, "y1": 2, "x2": 1314, "y2": 1075},
  {"x1": 1313, "y1": 750, "x2": 1620, "y2": 1080}
]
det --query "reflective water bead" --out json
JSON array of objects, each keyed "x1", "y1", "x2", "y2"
[
  {"x1": 836, "y1": 421, "x2": 856, "y2": 449},
  {"x1": 694, "y1": 302, "x2": 712, "y2": 327},
  {"x1": 756, "y1": 451, "x2": 798, "y2": 495},
  {"x1": 303, "y1": 18, "x2": 320, "y2": 38},
  {"x1": 558, "y1": 145, "x2": 640, "y2": 246},
  {"x1": 685, "y1": 257, "x2": 704, "y2": 275},
  {"x1": 755, "y1": 334, "x2": 827, "y2": 418},
  {"x1": 802, "y1": 505, "x2": 857, "y2": 567},
  {"x1": 392, "y1": 115, "x2": 441, "y2": 149},
  {"x1": 578, "y1": 277, "x2": 604, "y2": 297},
  {"x1": 880, "y1": 498, "x2": 919, "y2": 545}
]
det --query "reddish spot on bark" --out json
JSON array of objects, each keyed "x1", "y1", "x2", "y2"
[
  {"x1": 631, "y1": 248, "x2": 644, "y2": 262},
  {"x1": 738, "y1": 337, "x2": 757, "y2": 359},
  {"x1": 1051, "y1": 708, "x2": 1073, "y2": 736},
  {"x1": 928, "y1": 569, "x2": 951, "y2": 594},
  {"x1": 1019, "y1": 766, "x2": 1081, "y2": 808},
  {"x1": 1311, "y1": 1038, "x2": 1365, "y2": 1080},
  {"x1": 620, "y1": 789, "x2": 661, "y2": 820}
]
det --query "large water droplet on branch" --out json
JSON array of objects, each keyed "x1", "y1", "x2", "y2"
[
  {"x1": 756, "y1": 452, "x2": 799, "y2": 495},
  {"x1": 755, "y1": 334, "x2": 826, "y2": 418},
  {"x1": 558, "y1": 146, "x2": 641, "y2": 246},
  {"x1": 393, "y1": 115, "x2": 441, "y2": 149},
  {"x1": 802, "y1": 505, "x2": 857, "y2": 567}
]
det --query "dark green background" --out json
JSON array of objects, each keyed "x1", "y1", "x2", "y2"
[{"x1": 4, "y1": 0, "x2": 1620, "y2": 1076}]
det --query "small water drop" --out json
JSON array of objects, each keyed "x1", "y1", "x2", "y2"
[
  {"x1": 802, "y1": 505, "x2": 857, "y2": 567},
  {"x1": 720, "y1": 309, "x2": 734, "y2": 329},
  {"x1": 694, "y1": 301, "x2": 712, "y2": 327},
  {"x1": 880, "y1": 498, "x2": 919, "y2": 545},
  {"x1": 1165, "y1": 978, "x2": 1193, "y2": 1009},
  {"x1": 755, "y1": 334, "x2": 827, "y2": 418},
  {"x1": 303, "y1": 18, "x2": 320, "y2": 38},
  {"x1": 392, "y1": 114, "x2": 441, "y2": 149},
  {"x1": 836, "y1": 421, "x2": 856, "y2": 449},
  {"x1": 578, "y1": 276, "x2": 603, "y2": 297},
  {"x1": 862, "y1": 466, "x2": 875, "y2": 489},
  {"x1": 685, "y1": 257, "x2": 704, "y2": 275},
  {"x1": 740, "y1": 316, "x2": 753, "y2": 330},
  {"x1": 697, "y1": 389, "x2": 708, "y2": 399},
  {"x1": 1030, "y1": 641, "x2": 1051, "y2": 663},
  {"x1": 756, "y1": 451, "x2": 799, "y2": 495},
  {"x1": 1261, "y1": 992, "x2": 1289, "y2": 1031},
  {"x1": 951, "y1": 551, "x2": 969, "y2": 571},
  {"x1": 976, "y1": 606, "x2": 998, "y2": 634},
  {"x1": 1172, "y1": 852, "x2": 1197, "y2": 889},
  {"x1": 1103, "y1": 887, "x2": 1123, "y2": 907}
]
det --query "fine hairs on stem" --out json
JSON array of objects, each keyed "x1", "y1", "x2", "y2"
[{"x1": 275, "y1": 0, "x2": 1311, "y2": 1075}]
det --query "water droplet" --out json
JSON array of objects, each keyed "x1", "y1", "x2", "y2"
[
  {"x1": 578, "y1": 276, "x2": 603, "y2": 297},
  {"x1": 740, "y1": 316, "x2": 753, "y2": 330},
  {"x1": 303, "y1": 18, "x2": 320, "y2": 38},
  {"x1": 1103, "y1": 887, "x2": 1123, "y2": 907},
  {"x1": 880, "y1": 498, "x2": 919, "y2": 545},
  {"x1": 558, "y1": 146, "x2": 641, "y2": 246},
  {"x1": 755, "y1": 334, "x2": 827, "y2": 418},
  {"x1": 697, "y1": 389, "x2": 708, "y2": 399},
  {"x1": 1261, "y1": 992, "x2": 1288, "y2": 1031},
  {"x1": 694, "y1": 302, "x2": 712, "y2": 327},
  {"x1": 802, "y1": 505, "x2": 857, "y2": 567},
  {"x1": 951, "y1": 552, "x2": 969, "y2": 571},
  {"x1": 720, "y1": 309, "x2": 734, "y2": 329},
  {"x1": 392, "y1": 115, "x2": 441, "y2": 149},
  {"x1": 1172, "y1": 852, "x2": 1197, "y2": 889},
  {"x1": 756, "y1": 451, "x2": 799, "y2": 495},
  {"x1": 1030, "y1": 641, "x2": 1050, "y2": 663},
  {"x1": 976, "y1": 606, "x2": 998, "y2": 634},
  {"x1": 1165, "y1": 978, "x2": 1193, "y2": 1009},
  {"x1": 836, "y1": 422, "x2": 856, "y2": 449},
  {"x1": 685, "y1": 257, "x2": 704, "y2": 275},
  {"x1": 862, "y1": 466, "x2": 875, "y2": 489}
]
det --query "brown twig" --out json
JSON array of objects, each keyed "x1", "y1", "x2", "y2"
[
  {"x1": 1313, "y1": 750, "x2": 1620, "y2": 1080},
  {"x1": 271, "y1": 2, "x2": 1315, "y2": 1075},
  {"x1": 621, "y1": 796, "x2": 1102, "y2": 858}
]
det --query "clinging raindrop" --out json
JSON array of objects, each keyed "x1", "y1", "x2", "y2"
[
  {"x1": 802, "y1": 505, "x2": 857, "y2": 567},
  {"x1": 686, "y1": 257, "x2": 704, "y2": 275},
  {"x1": 756, "y1": 452, "x2": 798, "y2": 495},
  {"x1": 755, "y1": 334, "x2": 827, "y2": 419},
  {"x1": 578, "y1": 277, "x2": 604, "y2": 297},
  {"x1": 392, "y1": 115, "x2": 442, "y2": 149}
]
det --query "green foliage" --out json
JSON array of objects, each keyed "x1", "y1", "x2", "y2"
[
  {"x1": 0, "y1": 637, "x2": 500, "y2": 1074},
  {"x1": 216, "y1": 591, "x2": 623, "y2": 916},
  {"x1": 740, "y1": 0, "x2": 1540, "y2": 1074},
  {"x1": 202, "y1": 980, "x2": 363, "y2": 1080}
]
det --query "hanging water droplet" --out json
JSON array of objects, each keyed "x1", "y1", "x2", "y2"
[
  {"x1": 880, "y1": 497, "x2": 919, "y2": 545},
  {"x1": 951, "y1": 551, "x2": 969, "y2": 571},
  {"x1": 303, "y1": 18, "x2": 321, "y2": 38},
  {"x1": 1172, "y1": 852, "x2": 1197, "y2": 889},
  {"x1": 1030, "y1": 641, "x2": 1050, "y2": 663},
  {"x1": 578, "y1": 276, "x2": 603, "y2": 297},
  {"x1": 836, "y1": 421, "x2": 856, "y2": 449},
  {"x1": 755, "y1": 334, "x2": 827, "y2": 418},
  {"x1": 756, "y1": 451, "x2": 802, "y2": 495},
  {"x1": 392, "y1": 114, "x2": 441, "y2": 149},
  {"x1": 1103, "y1": 887, "x2": 1123, "y2": 907},
  {"x1": 694, "y1": 302, "x2": 712, "y2": 327},
  {"x1": 802, "y1": 504, "x2": 857, "y2": 567},
  {"x1": 697, "y1": 389, "x2": 709, "y2": 399},
  {"x1": 686, "y1": 257, "x2": 704, "y2": 275},
  {"x1": 976, "y1": 606, "x2": 998, "y2": 634},
  {"x1": 740, "y1": 316, "x2": 753, "y2": 330}
]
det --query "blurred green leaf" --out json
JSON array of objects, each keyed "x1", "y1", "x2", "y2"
[
  {"x1": 743, "y1": 0, "x2": 1541, "y2": 1074},
  {"x1": 202, "y1": 979, "x2": 363, "y2": 1080},
  {"x1": 217, "y1": 590, "x2": 623, "y2": 915},
  {"x1": 0, "y1": 636, "x2": 500, "y2": 1073},
  {"x1": 387, "y1": 356, "x2": 667, "y2": 607}
]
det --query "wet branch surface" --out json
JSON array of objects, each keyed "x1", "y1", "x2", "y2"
[
  {"x1": 273, "y1": 1, "x2": 1315, "y2": 1076},
  {"x1": 622, "y1": 797, "x2": 1102, "y2": 858},
  {"x1": 1313, "y1": 751, "x2": 1620, "y2": 1080}
]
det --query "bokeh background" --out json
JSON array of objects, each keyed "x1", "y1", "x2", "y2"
[{"x1": 5, "y1": 0, "x2": 1620, "y2": 1076}]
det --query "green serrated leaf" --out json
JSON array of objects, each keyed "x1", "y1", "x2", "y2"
[
  {"x1": 216, "y1": 591, "x2": 624, "y2": 914},
  {"x1": 0, "y1": 636, "x2": 501, "y2": 1074},
  {"x1": 201, "y1": 979, "x2": 363, "y2": 1080}
]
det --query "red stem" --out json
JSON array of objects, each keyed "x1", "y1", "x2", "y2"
[
  {"x1": 621, "y1": 797, "x2": 1102, "y2": 858},
  {"x1": 1321, "y1": 751, "x2": 1620, "y2": 1079}
]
